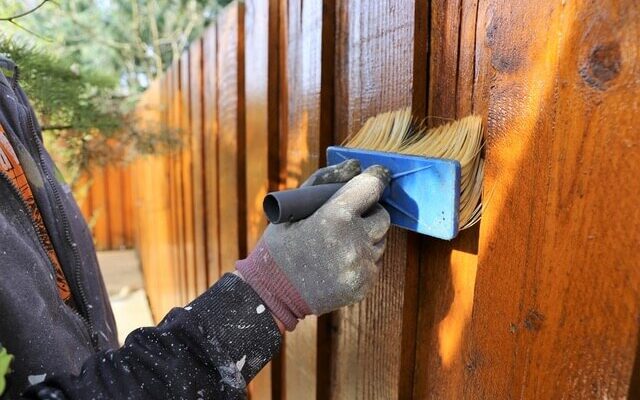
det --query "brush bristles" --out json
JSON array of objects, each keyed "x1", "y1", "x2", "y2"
[{"x1": 342, "y1": 107, "x2": 484, "y2": 230}]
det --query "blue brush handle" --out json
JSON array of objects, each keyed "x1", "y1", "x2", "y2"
[{"x1": 327, "y1": 146, "x2": 461, "y2": 240}]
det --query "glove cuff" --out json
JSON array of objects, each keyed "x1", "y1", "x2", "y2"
[{"x1": 236, "y1": 240, "x2": 312, "y2": 331}]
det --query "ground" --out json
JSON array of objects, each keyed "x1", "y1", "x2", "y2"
[{"x1": 97, "y1": 250, "x2": 154, "y2": 344}]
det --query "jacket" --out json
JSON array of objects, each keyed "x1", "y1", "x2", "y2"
[{"x1": 0, "y1": 56, "x2": 281, "y2": 399}]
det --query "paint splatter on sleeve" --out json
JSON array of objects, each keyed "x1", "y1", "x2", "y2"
[{"x1": 23, "y1": 274, "x2": 283, "y2": 399}]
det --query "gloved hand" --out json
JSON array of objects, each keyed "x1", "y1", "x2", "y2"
[{"x1": 236, "y1": 160, "x2": 391, "y2": 331}]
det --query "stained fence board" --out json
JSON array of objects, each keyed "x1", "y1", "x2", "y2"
[
  {"x1": 217, "y1": 3, "x2": 246, "y2": 275},
  {"x1": 159, "y1": 73, "x2": 182, "y2": 314},
  {"x1": 169, "y1": 63, "x2": 187, "y2": 306},
  {"x1": 79, "y1": 165, "x2": 135, "y2": 250},
  {"x1": 134, "y1": 79, "x2": 180, "y2": 319},
  {"x1": 244, "y1": 0, "x2": 280, "y2": 398},
  {"x1": 189, "y1": 39, "x2": 209, "y2": 297},
  {"x1": 244, "y1": 0, "x2": 271, "y2": 252},
  {"x1": 121, "y1": 165, "x2": 134, "y2": 248},
  {"x1": 466, "y1": 0, "x2": 640, "y2": 398},
  {"x1": 202, "y1": 26, "x2": 222, "y2": 286},
  {"x1": 179, "y1": 51, "x2": 198, "y2": 301},
  {"x1": 412, "y1": 0, "x2": 484, "y2": 397},
  {"x1": 280, "y1": 0, "x2": 333, "y2": 398},
  {"x1": 330, "y1": 1, "x2": 422, "y2": 398},
  {"x1": 128, "y1": 0, "x2": 640, "y2": 396},
  {"x1": 105, "y1": 165, "x2": 125, "y2": 249},
  {"x1": 90, "y1": 167, "x2": 109, "y2": 251}
]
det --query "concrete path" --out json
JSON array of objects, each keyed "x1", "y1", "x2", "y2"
[{"x1": 97, "y1": 250, "x2": 154, "y2": 344}]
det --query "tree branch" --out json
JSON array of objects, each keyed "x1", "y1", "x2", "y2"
[
  {"x1": 8, "y1": 20, "x2": 53, "y2": 42},
  {"x1": 42, "y1": 125, "x2": 73, "y2": 131},
  {"x1": 0, "y1": 0, "x2": 49, "y2": 21}
]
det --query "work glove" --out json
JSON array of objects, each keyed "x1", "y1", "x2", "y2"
[{"x1": 236, "y1": 160, "x2": 391, "y2": 331}]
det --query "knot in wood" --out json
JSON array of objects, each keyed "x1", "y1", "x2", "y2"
[{"x1": 580, "y1": 42, "x2": 621, "y2": 90}]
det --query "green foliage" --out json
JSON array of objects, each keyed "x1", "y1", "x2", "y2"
[
  {"x1": 1, "y1": 0, "x2": 228, "y2": 92},
  {"x1": 0, "y1": 37, "x2": 179, "y2": 181},
  {"x1": 0, "y1": 0, "x2": 230, "y2": 178},
  {"x1": 0, "y1": 345, "x2": 13, "y2": 395}
]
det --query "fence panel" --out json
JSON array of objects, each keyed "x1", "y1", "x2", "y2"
[
  {"x1": 466, "y1": 0, "x2": 640, "y2": 398},
  {"x1": 179, "y1": 51, "x2": 198, "y2": 301},
  {"x1": 128, "y1": 0, "x2": 640, "y2": 398},
  {"x1": 130, "y1": 79, "x2": 179, "y2": 319},
  {"x1": 412, "y1": 0, "x2": 483, "y2": 397},
  {"x1": 244, "y1": 0, "x2": 281, "y2": 398},
  {"x1": 279, "y1": 0, "x2": 334, "y2": 398},
  {"x1": 188, "y1": 39, "x2": 209, "y2": 296},
  {"x1": 202, "y1": 26, "x2": 221, "y2": 286},
  {"x1": 217, "y1": 3, "x2": 246, "y2": 276},
  {"x1": 330, "y1": 1, "x2": 423, "y2": 398}
]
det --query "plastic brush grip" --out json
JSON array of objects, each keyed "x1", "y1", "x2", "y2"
[{"x1": 263, "y1": 182, "x2": 345, "y2": 224}]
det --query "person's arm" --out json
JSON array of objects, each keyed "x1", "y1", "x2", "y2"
[
  {"x1": 25, "y1": 273, "x2": 281, "y2": 399},
  {"x1": 24, "y1": 160, "x2": 390, "y2": 399}
]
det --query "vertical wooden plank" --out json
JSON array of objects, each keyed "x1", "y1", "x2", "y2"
[
  {"x1": 283, "y1": 21, "x2": 321, "y2": 399},
  {"x1": 279, "y1": 0, "x2": 334, "y2": 398},
  {"x1": 203, "y1": 26, "x2": 221, "y2": 286},
  {"x1": 180, "y1": 51, "x2": 198, "y2": 301},
  {"x1": 465, "y1": 0, "x2": 640, "y2": 398},
  {"x1": 244, "y1": 0, "x2": 271, "y2": 251},
  {"x1": 244, "y1": 0, "x2": 280, "y2": 398},
  {"x1": 121, "y1": 165, "x2": 134, "y2": 248},
  {"x1": 159, "y1": 73, "x2": 181, "y2": 315},
  {"x1": 123, "y1": 64, "x2": 177, "y2": 320},
  {"x1": 74, "y1": 172, "x2": 92, "y2": 223},
  {"x1": 168, "y1": 63, "x2": 187, "y2": 305},
  {"x1": 412, "y1": 0, "x2": 483, "y2": 398},
  {"x1": 91, "y1": 167, "x2": 110, "y2": 251},
  {"x1": 217, "y1": 3, "x2": 246, "y2": 275},
  {"x1": 330, "y1": 1, "x2": 420, "y2": 398},
  {"x1": 105, "y1": 165, "x2": 125, "y2": 249},
  {"x1": 189, "y1": 39, "x2": 208, "y2": 296}
]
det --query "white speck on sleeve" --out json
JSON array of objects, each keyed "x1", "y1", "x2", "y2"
[
  {"x1": 28, "y1": 373, "x2": 47, "y2": 386},
  {"x1": 236, "y1": 355, "x2": 246, "y2": 371}
]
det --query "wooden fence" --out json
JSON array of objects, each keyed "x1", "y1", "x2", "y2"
[
  {"x1": 76, "y1": 166, "x2": 136, "y2": 251},
  {"x1": 129, "y1": 0, "x2": 640, "y2": 398}
]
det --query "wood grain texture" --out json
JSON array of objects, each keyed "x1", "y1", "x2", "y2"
[
  {"x1": 168, "y1": 63, "x2": 187, "y2": 305},
  {"x1": 244, "y1": 0, "x2": 280, "y2": 398},
  {"x1": 280, "y1": 0, "x2": 334, "y2": 398},
  {"x1": 91, "y1": 167, "x2": 109, "y2": 250},
  {"x1": 412, "y1": 0, "x2": 483, "y2": 398},
  {"x1": 179, "y1": 51, "x2": 198, "y2": 301},
  {"x1": 188, "y1": 39, "x2": 208, "y2": 296},
  {"x1": 202, "y1": 26, "x2": 221, "y2": 285},
  {"x1": 466, "y1": 0, "x2": 640, "y2": 397},
  {"x1": 244, "y1": 0, "x2": 274, "y2": 252},
  {"x1": 331, "y1": 1, "x2": 421, "y2": 398},
  {"x1": 132, "y1": 79, "x2": 177, "y2": 319},
  {"x1": 121, "y1": 165, "x2": 134, "y2": 247},
  {"x1": 105, "y1": 166, "x2": 125, "y2": 249},
  {"x1": 80, "y1": 165, "x2": 136, "y2": 250},
  {"x1": 129, "y1": 1, "x2": 640, "y2": 396},
  {"x1": 217, "y1": 3, "x2": 246, "y2": 275},
  {"x1": 162, "y1": 72, "x2": 182, "y2": 314}
]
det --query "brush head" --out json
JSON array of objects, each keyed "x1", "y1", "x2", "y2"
[
  {"x1": 327, "y1": 146, "x2": 461, "y2": 239},
  {"x1": 336, "y1": 108, "x2": 484, "y2": 238}
]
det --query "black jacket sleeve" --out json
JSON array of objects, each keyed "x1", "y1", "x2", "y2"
[{"x1": 23, "y1": 274, "x2": 282, "y2": 400}]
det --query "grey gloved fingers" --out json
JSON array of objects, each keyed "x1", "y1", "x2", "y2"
[
  {"x1": 370, "y1": 237, "x2": 387, "y2": 264},
  {"x1": 362, "y1": 204, "x2": 390, "y2": 242},
  {"x1": 300, "y1": 159, "x2": 361, "y2": 188},
  {"x1": 328, "y1": 165, "x2": 391, "y2": 216}
]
